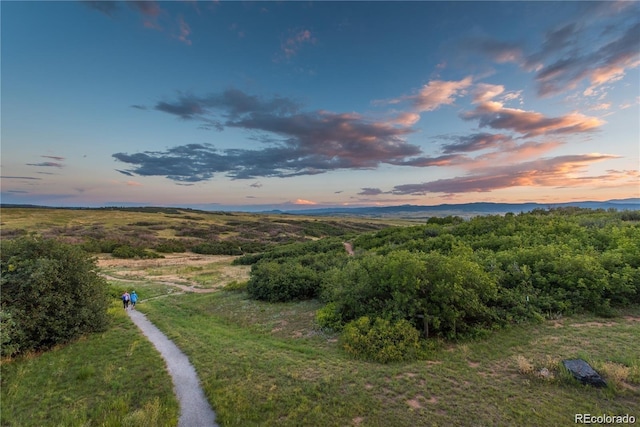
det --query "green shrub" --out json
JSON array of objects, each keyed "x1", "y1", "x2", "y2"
[
  {"x1": 154, "y1": 239, "x2": 186, "y2": 253},
  {"x1": 223, "y1": 281, "x2": 247, "y2": 292},
  {"x1": 233, "y1": 253, "x2": 264, "y2": 265},
  {"x1": 315, "y1": 302, "x2": 343, "y2": 331},
  {"x1": 0, "y1": 309, "x2": 21, "y2": 357},
  {"x1": 80, "y1": 238, "x2": 121, "y2": 253},
  {"x1": 112, "y1": 245, "x2": 162, "y2": 259},
  {"x1": 246, "y1": 261, "x2": 320, "y2": 302},
  {"x1": 191, "y1": 241, "x2": 243, "y2": 255},
  {"x1": 0, "y1": 237, "x2": 110, "y2": 357},
  {"x1": 340, "y1": 316, "x2": 421, "y2": 363}
]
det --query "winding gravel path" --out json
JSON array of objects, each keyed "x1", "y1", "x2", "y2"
[{"x1": 128, "y1": 309, "x2": 218, "y2": 427}]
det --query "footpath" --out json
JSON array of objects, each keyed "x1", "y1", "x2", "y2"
[{"x1": 127, "y1": 309, "x2": 218, "y2": 427}]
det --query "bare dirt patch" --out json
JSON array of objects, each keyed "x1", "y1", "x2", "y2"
[
  {"x1": 97, "y1": 253, "x2": 231, "y2": 269},
  {"x1": 406, "y1": 397, "x2": 423, "y2": 409},
  {"x1": 570, "y1": 321, "x2": 617, "y2": 327},
  {"x1": 343, "y1": 242, "x2": 355, "y2": 256},
  {"x1": 98, "y1": 253, "x2": 250, "y2": 293}
]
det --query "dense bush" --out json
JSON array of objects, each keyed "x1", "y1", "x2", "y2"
[
  {"x1": 246, "y1": 209, "x2": 639, "y2": 350},
  {"x1": 0, "y1": 237, "x2": 110, "y2": 357},
  {"x1": 191, "y1": 241, "x2": 243, "y2": 255},
  {"x1": 322, "y1": 250, "x2": 498, "y2": 338},
  {"x1": 340, "y1": 316, "x2": 422, "y2": 363},
  {"x1": 154, "y1": 239, "x2": 186, "y2": 253},
  {"x1": 80, "y1": 238, "x2": 121, "y2": 253},
  {"x1": 112, "y1": 245, "x2": 163, "y2": 259},
  {"x1": 315, "y1": 302, "x2": 343, "y2": 331},
  {"x1": 246, "y1": 261, "x2": 320, "y2": 302}
]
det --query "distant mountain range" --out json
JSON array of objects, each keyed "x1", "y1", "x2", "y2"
[
  {"x1": 263, "y1": 198, "x2": 640, "y2": 218},
  {"x1": 2, "y1": 198, "x2": 639, "y2": 219}
]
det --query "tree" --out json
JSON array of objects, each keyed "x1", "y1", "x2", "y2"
[{"x1": 1, "y1": 237, "x2": 110, "y2": 357}]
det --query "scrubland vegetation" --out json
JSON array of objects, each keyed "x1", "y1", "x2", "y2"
[
  {"x1": 1, "y1": 206, "x2": 639, "y2": 426},
  {"x1": 243, "y1": 208, "x2": 640, "y2": 361}
]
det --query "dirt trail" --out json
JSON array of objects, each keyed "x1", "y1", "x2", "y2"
[
  {"x1": 128, "y1": 309, "x2": 218, "y2": 427},
  {"x1": 101, "y1": 273, "x2": 218, "y2": 294},
  {"x1": 343, "y1": 242, "x2": 355, "y2": 256},
  {"x1": 102, "y1": 254, "x2": 229, "y2": 425}
]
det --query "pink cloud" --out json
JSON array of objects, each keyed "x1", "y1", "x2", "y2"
[
  {"x1": 412, "y1": 77, "x2": 473, "y2": 112},
  {"x1": 463, "y1": 99, "x2": 604, "y2": 138},
  {"x1": 177, "y1": 15, "x2": 192, "y2": 45},
  {"x1": 472, "y1": 83, "x2": 505, "y2": 103},
  {"x1": 390, "y1": 112, "x2": 421, "y2": 126},
  {"x1": 294, "y1": 198, "x2": 317, "y2": 205},
  {"x1": 280, "y1": 29, "x2": 316, "y2": 59},
  {"x1": 392, "y1": 153, "x2": 620, "y2": 195},
  {"x1": 382, "y1": 77, "x2": 473, "y2": 113}
]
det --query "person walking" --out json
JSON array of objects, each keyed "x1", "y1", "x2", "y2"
[
  {"x1": 122, "y1": 291, "x2": 130, "y2": 309},
  {"x1": 130, "y1": 291, "x2": 138, "y2": 309}
]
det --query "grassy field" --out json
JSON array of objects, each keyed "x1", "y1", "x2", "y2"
[
  {"x1": 0, "y1": 303, "x2": 179, "y2": 427},
  {"x1": 3, "y1": 262, "x2": 639, "y2": 426},
  {"x1": 136, "y1": 289, "x2": 640, "y2": 427},
  {"x1": 0, "y1": 207, "x2": 411, "y2": 246},
  {"x1": 2, "y1": 207, "x2": 639, "y2": 426}
]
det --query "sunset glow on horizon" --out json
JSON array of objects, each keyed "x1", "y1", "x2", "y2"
[{"x1": 2, "y1": 1, "x2": 638, "y2": 210}]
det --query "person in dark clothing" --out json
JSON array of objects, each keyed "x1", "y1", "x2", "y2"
[{"x1": 122, "y1": 291, "x2": 130, "y2": 309}]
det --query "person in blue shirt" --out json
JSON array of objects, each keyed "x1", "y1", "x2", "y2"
[
  {"x1": 121, "y1": 291, "x2": 130, "y2": 309},
  {"x1": 130, "y1": 291, "x2": 138, "y2": 309}
]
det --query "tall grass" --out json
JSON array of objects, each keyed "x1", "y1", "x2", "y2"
[{"x1": 0, "y1": 304, "x2": 179, "y2": 427}]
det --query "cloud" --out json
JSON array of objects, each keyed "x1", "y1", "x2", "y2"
[
  {"x1": 389, "y1": 154, "x2": 465, "y2": 167},
  {"x1": 116, "y1": 89, "x2": 430, "y2": 181},
  {"x1": 176, "y1": 15, "x2": 192, "y2": 45},
  {"x1": 42, "y1": 155, "x2": 65, "y2": 161},
  {"x1": 280, "y1": 29, "x2": 316, "y2": 59},
  {"x1": 385, "y1": 77, "x2": 473, "y2": 112},
  {"x1": 250, "y1": 182, "x2": 262, "y2": 188},
  {"x1": 358, "y1": 188, "x2": 384, "y2": 196},
  {"x1": 535, "y1": 21, "x2": 640, "y2": 97},
  {"x1": 590, "y1": 103, "x2": 612, "y2": 111},
  {"x1": 80, "y1": 1, "x2": 119, "y2": 17},
  {"x1": 457, "y1": 4, "x2": 640, "y2": 98},
  {"x1": 440, "y1": 133, "x2": 512, "y2": 154},
  {"x1": 462, "y1": 97, "x2": 604, "y2": 138},
  {"x1": 389, "y1": 112, "x2": 421, "y2": 126},
  {"x1": 472, "y1": 83, "x2": 505, "y2": 104},
  {"x1": 116, "y1": 169, "x2": 135, "y2": 177},
  {"x1": 153, "y1": 89, "x2": 300, "y2": 120},
  {"x1": 0, "y1": 176, "x2": 42, "y2": 180},
  {"x1": 294, "y1": 199, "x2": 317, "y2": 205},
  {"x1": 128, "y1": 1, "x2": 161, "y2": 17},
  {"x1": 460, "y1": 37, "x2": 523, "y2": 64},
  {"x1": 26, "y1": 162, "x2": 63, "y2": 168},
  {"x1": 391, "y1": 153, "x2": 619, "y2": 194}
]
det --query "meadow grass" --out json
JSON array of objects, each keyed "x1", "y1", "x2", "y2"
[
  {"x1": 138, "y1": 291, "x2": 640, "y2": 427},
  {"x1": 0, "y1": 207, "x2": 408, "y2": 244},
  {"x1": 0, "y1": 303, "x2": 179, "y2": 427}
]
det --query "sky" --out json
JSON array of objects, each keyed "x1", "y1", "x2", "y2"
[{"x1": 1, "y1": 1, "x2": 639, "y2": 210}]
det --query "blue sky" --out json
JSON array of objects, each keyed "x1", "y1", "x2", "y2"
[{"x1": 2, "y1": 1, "x2": 639, "y2": 210}]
